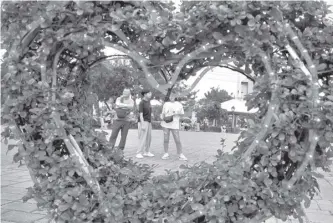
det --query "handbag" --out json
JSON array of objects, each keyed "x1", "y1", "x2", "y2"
[
  {"x1": 115, "y1": 96, "x2": 131, "y2": 119},
  {"x1": 115, "y1": 108, "x2": 130, "y2": 119},
  {"x1": 163, "y1": 115, "x2": 174, "y2": 123}
]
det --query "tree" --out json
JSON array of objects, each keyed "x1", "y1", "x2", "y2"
[
  {"x1": 89, "y1": 61, "x2": 141, "y2": 101},
  {"x1": 196, "y1": 102, "x2": 227, "y2": 124},
  {"x1": 195, "y1": 88, "x2": 231, "y2": 124},
  {"x1": 200, "y1": 87, "x2": 233, "y2": 104},
  {"x1": 1, "y1": 1, "x2": 333, "y2": 223}
]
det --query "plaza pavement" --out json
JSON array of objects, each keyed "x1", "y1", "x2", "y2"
[{"x1": 1, "y1": 129, "x2": 332, "y2": 223}]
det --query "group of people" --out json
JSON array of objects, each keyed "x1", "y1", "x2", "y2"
[{"x1": 108, "y1": 87, "x2": 188, "y2": 161}]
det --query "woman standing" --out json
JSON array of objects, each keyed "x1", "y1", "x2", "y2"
[{"x1": 160, "y1": 95, "x2": 187, "y2": 161}]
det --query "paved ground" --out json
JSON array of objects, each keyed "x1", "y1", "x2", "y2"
[{"x1": 1, "y1": 129, "x2": 333, "y2": 223}]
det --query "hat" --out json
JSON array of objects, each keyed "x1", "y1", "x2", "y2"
[{"x1": 141, "y1": 89, "x2": 151, "y2": 96}]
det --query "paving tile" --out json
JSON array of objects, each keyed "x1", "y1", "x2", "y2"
[
  {"x1": 32, "y1": 209, "x2": 48, "y2": 215},
  {"x1": 307, "y1": 200, "x2": 321, "y2": 210},
  {"x1": 306, "y1": 212, "x2": 333, "y2": 223},
  {"x1": 1, "y1": 192, "x2": 24, "y2": 201},
  {"x1": 34, "y1": 217, "x2": 51, "y2": 223},
  {"x1": 1, "y1": 199, "x2": 16, "y2": 206},
  {"x1": 25, "y1": 199, "x2": 37, "y2": 205},
  {"x1": 9, "y1": 181, "x2": 34, "y2": 189},
  {"x1": 316, "y1": 200, "x2": 333, "y2": 206},
  {"x1": 1, "y1": 210, "x2": 45, "y2": 223},
  {"x1": 1, "y1": 175, "x2": 25, "y2": 182},
  {"x1": 1, "y1": 180, "x2": 21, "y2": 187},
  {"x1": 317, "y1": 202, "x2": 333, "y2": 212},
  {"x1": 2, "y1": 201, "x2": 38, "y2": 212},
  {"x1": 2, "y1": 186, "x2": 28, "y2": 195},
  {"x1": 1, "y1": 208, "x2": 12, "y2": 215}
]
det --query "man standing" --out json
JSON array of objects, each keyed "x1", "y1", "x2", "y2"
[
  {"x1": 109, "y1": 88, "x2": 134, "y2": 150},
  {"x1": 136, "y1": 89, "x2": 154, "y2": 158}
]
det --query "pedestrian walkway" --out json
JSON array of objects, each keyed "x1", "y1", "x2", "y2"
[{"x1": 1, "y1": 129, "x2": 332, "y2": 222}]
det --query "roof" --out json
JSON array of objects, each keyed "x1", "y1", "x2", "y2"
[{"x1": 221, "y1": 99, "x2": 258, "y2": 114}]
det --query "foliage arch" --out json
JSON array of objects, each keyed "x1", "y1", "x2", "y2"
[{"x1": 2, "y1": 1, "x2": 333, "y2": 223}]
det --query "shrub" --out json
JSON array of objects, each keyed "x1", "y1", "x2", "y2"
[{"x1": 207, "y1": 126, "x2": 222, "y2": 133}]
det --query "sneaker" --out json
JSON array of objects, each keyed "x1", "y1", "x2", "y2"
[
  {"x1": 136, "y1": 154, "x2": 144, "y2": 159},
  {"x1": 161, "y1": 153, "x2": 170, "y2": 160},
  {"x1": 144, "y1": 152, "x2": 155, "y2": 157},
  {"x1": 179, "y1": 154, "x2": 188, "y2": 161}
]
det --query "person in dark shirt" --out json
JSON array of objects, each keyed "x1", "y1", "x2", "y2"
[{"x1": 136, "y1": 89, "x2": 154, "y2": 158}]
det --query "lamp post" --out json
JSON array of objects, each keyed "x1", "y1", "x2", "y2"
[{"x1": 231, "y1": 106, "x2": 235, "y2": 133}]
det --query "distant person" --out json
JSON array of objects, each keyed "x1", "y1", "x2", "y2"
[
  {"x1": 203, "y1": 117, "x2": 209, "y2": 132},
  {"x1": 221, "y1": 125, "x2": 227, "y2": 138},
  {"x1": 160, "y1": 95, "x2": 187, "y2": 161},
  {"x1": 109, "y1": 88, "x2": 134, "y2": 150},
  {"x1": 195, "y1": 121, "x2": 200, "y2": 132},
  {"x1": 136, "y1": 89, "x2": 154, "y2": 158}
]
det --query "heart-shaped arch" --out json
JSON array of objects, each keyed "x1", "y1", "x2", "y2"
[{"x1": 1, "y1": 1, "x2": 331, "y2": 223}]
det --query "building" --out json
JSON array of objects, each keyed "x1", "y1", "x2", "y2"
[
  {"x1": 193, "y1": 67, "x2": 254, "y2": 99},
  {"x1": 185, "y1": 67, "x2": 255, "y2": 126}
]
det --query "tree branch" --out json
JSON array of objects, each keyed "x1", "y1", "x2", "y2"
[
  {"x1": 179, "y1": 67, "x2": 211, "y2": 96},
  {"x1": 52, "y1": 45, "x2": 66, "y2": 102},
  {"x1": 240, "y1": 51, "x2": 280, "y2": 164},
  {"x1": 318, "y1": 69, "x2": 333, "y2": 78},
  {"x1": 102, "y1": 39, "x2": 168, "y2": 95},
  {"x1": 51, "y1": 112, "x2": 105, "y2": 202},
  {"x1": 170, "y1": 44, "x2": 219, "y2": 84},
  {"x1": 176, "y1": 61, "x2": 256, "y2": 97},
  {"x1": 218, "y1": 64, "x2": 255, "y2": 82},
  {"x1": 88, "y1": 55, "x2": 130, "y2": 68},
  {"x1": 282, "y1": 22, "x2": 319, "y2": 188}
]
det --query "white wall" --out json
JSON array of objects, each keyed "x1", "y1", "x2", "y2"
[{"x1": 186, "y1": 67, "x2": 254, "y2": 100}]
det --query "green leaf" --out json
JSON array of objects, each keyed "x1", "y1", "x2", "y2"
[
  {"x1": 324, "y1": 132, "x2": 333, "y2": 141},
  {"x1": 304, "y1": 196, "x2": 311, "y2": 208},
  {"x1": 13, "y1": 152, "x2": 22, "y2": 163},
  {"x1": 191, "y1": 203, "x2": 204, "y2": 211},
  {"x1": 278, "y1": 133, "x2": 285, "y2": 141},
  {"x1": 327, "y1": 95, "x2": 333, "y2": 101},
  {"x1": 312, "y1": 172, "x2": 324, "y2": 178},
  {"x1": 289, "y1": 135, "x2": 297, "y2": 144},
  {"x1": 62, "y1": 194, "x2": 73, "y2": 203},
  {"x1": 212, "y1": 32, "x2": 223, "y2": 40},
  {"x1": 269, "y1": 7, "x2": 283, "y2": 21},
  {"x1": 58, "y1": 203, "x2": 71, "y2": 212},
  {"x1": 245, "y1": 63, "x2": 252, "y2": 74},
  {"x1": 317, "y1": 63, "x2": 327, "y2": 71},
  {"x1": 324, "y1": 101, "x2": 333, "y2": 106},
  {"x1": 3, "y1": 73, "x2": 11, "y2": 81},
  {"x1": 27, "y1": 79, "x2": 36, "y2": 85},
  {"x1": 247, "y1": 20, "x2": 255, "y2": 27},
  {"x1": 7, "y1": 145, "x2": 17, "y2": 154},
  {"x1": 271, "y1": 131, "x2": 279, "y2": 138}
]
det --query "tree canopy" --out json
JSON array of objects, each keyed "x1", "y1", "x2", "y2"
[
  {"x1": 1, "y1": 1, "x2": 333, "y2": 223},
  {"x1": 201, "y1": 87, "x2": 233, "y2": 104},
  {"x1": 195, "y1": 87, "x2": 231, "y2": 122}
]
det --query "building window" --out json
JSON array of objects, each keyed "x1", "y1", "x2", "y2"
[{"x1": 241, "y1": 82, "x2": 249, "y2": 98}]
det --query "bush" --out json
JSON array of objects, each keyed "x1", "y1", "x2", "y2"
[{"x1": 207, "y1": 126, "x2": 222, "y2": 133}]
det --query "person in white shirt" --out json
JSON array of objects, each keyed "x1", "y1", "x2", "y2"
[
  {"x1": 160, "y1": 95, "x2": 187, "y2": 161},
  {"x1": 109, "y1": 88, "x2": 134, "y2": 150}
]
